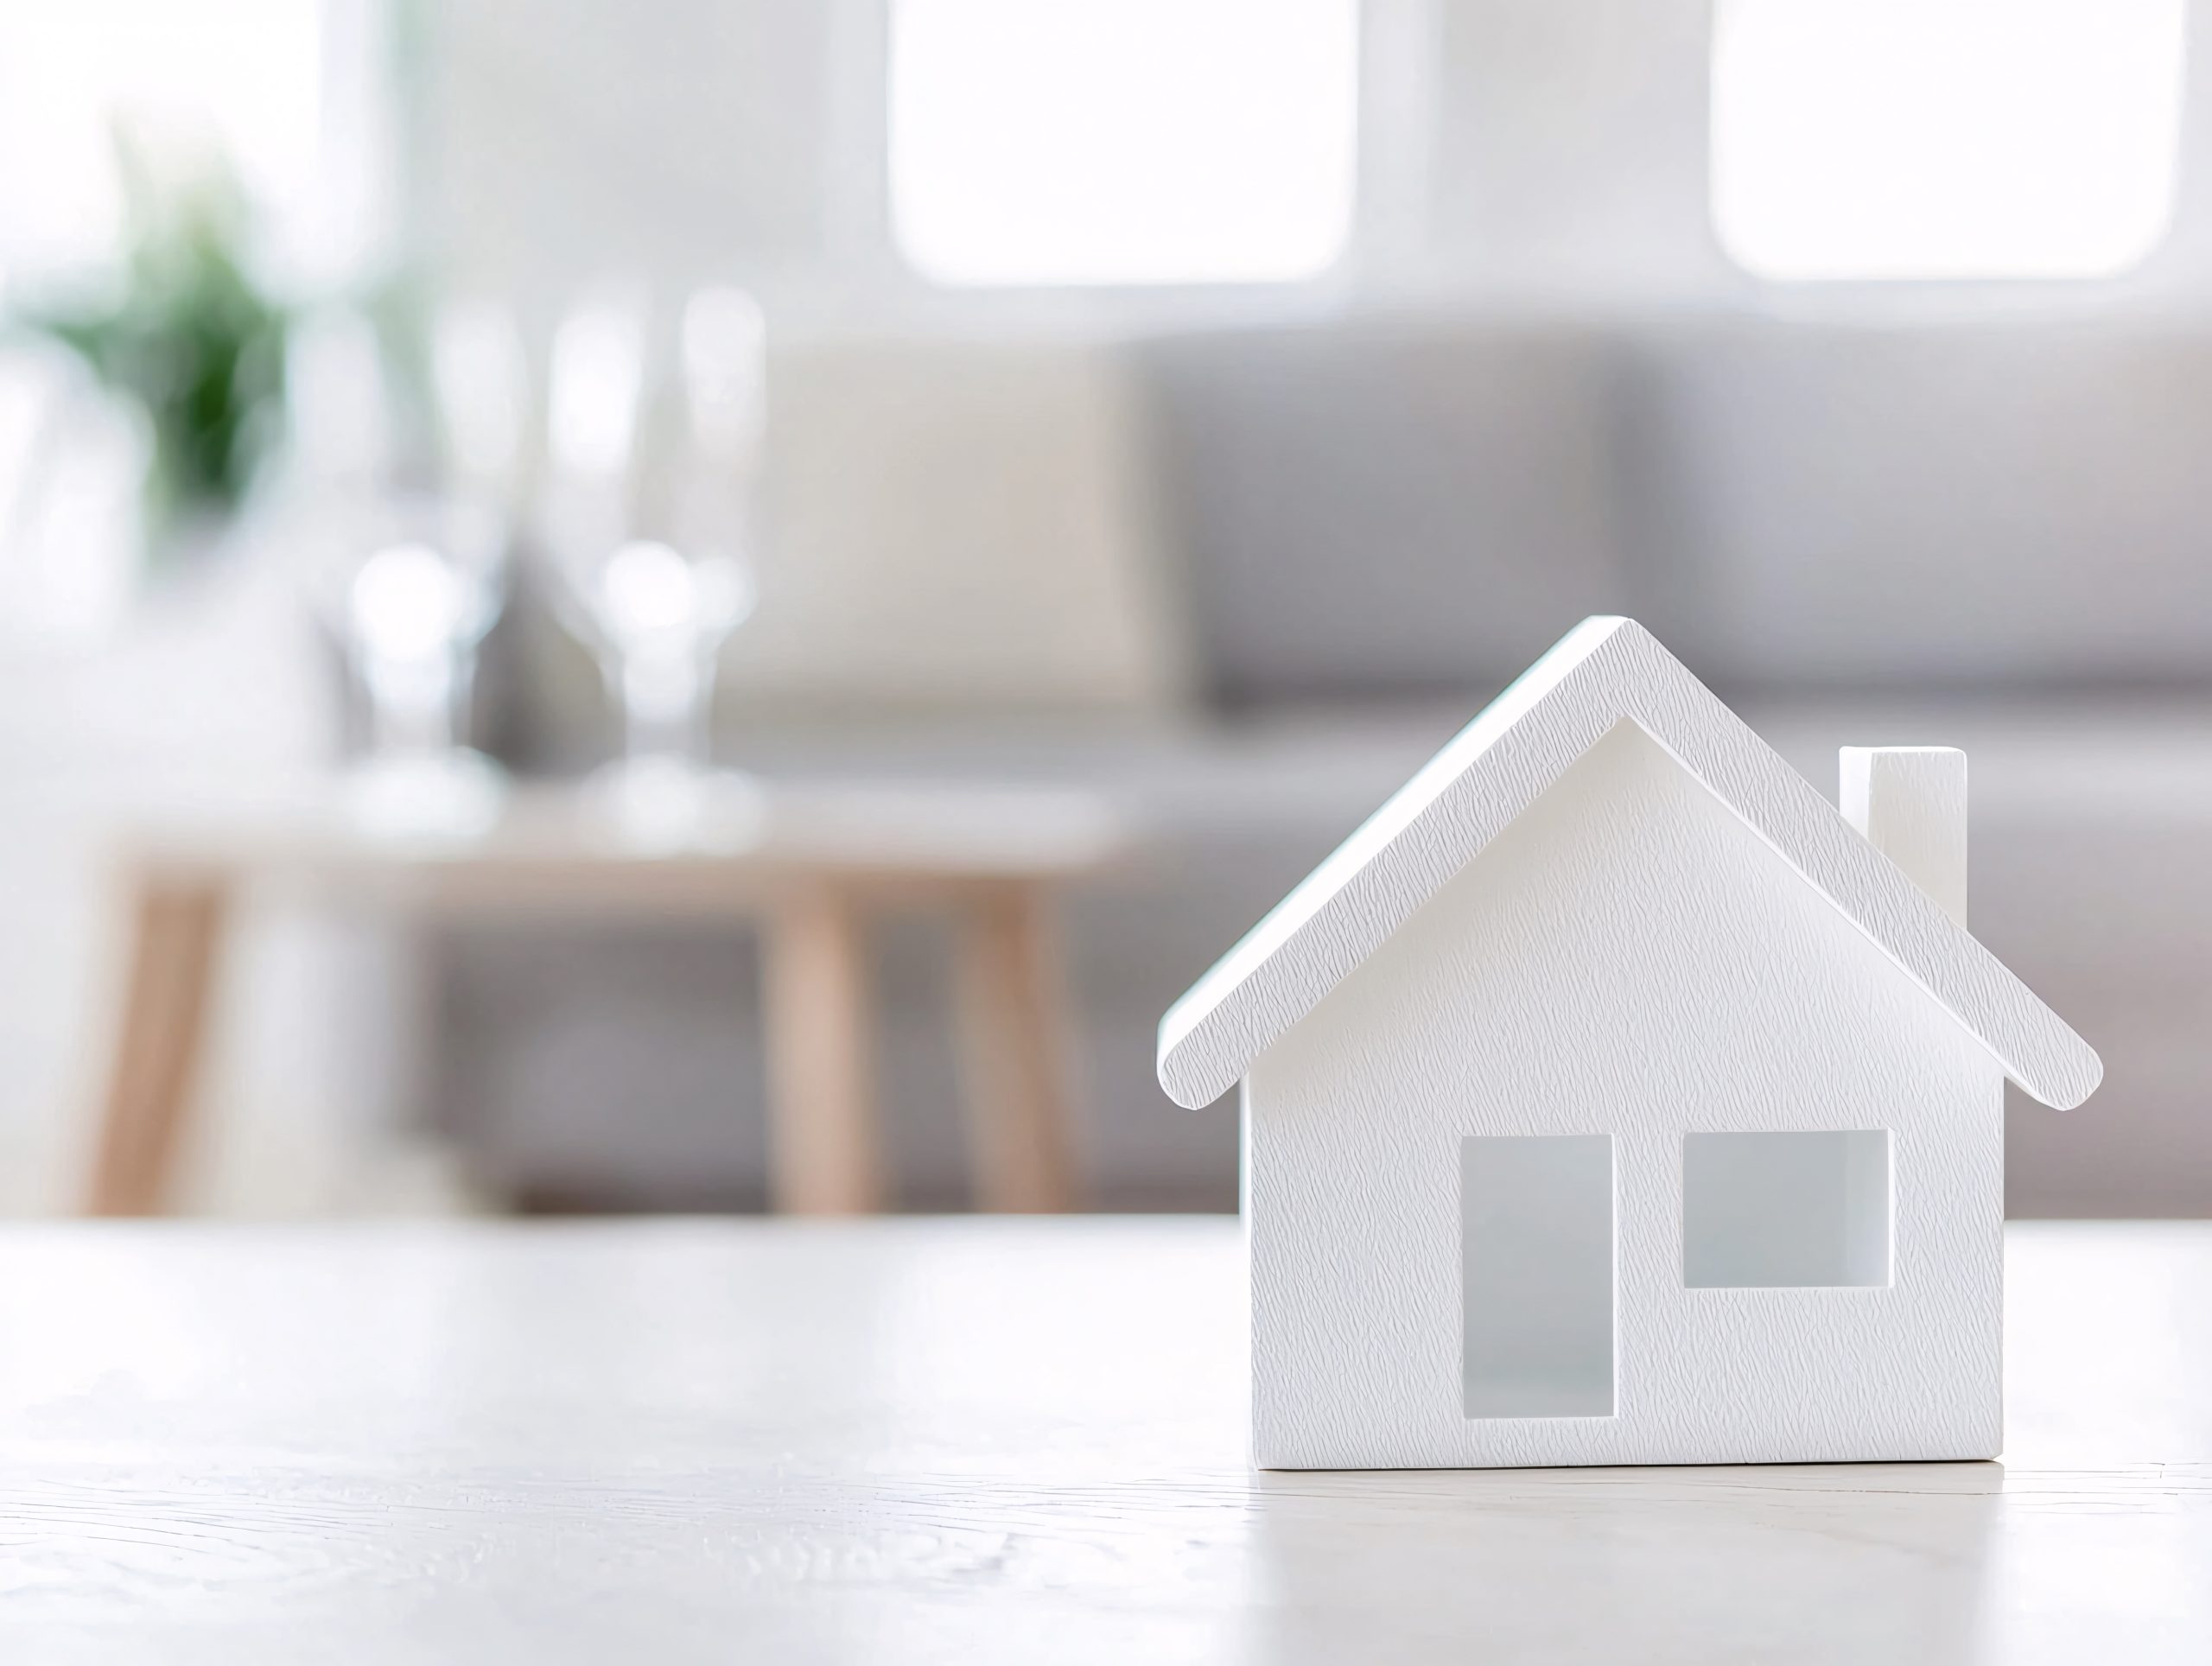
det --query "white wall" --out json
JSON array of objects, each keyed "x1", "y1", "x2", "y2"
[{"x1": 411, "y1": 0, "x2": 2212, "y2": 332}]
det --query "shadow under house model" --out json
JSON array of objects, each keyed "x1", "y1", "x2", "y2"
[{"x1": 1157, "y1": 617, "x2": 2101, "y2": 1471}]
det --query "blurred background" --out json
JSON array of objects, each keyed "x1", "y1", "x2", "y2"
[{"x1": 0, "y1": 0, "x2": 2204, "y2": 1220}]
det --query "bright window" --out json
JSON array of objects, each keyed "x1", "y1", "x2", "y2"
[
  {"x1": 1712, "y1": 0, "x2": 2186, "y2": 281},
  {"x1": 888, "y1": 0, "x2": 1359, "y2": 287},
  {"x1": 0, "y1": 1, "x2": 387, "y2": 639},
  {"x1": 0, "y1": 0, "x2": 388, "y2": 289}
]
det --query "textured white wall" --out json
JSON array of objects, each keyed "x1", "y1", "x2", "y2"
[{"x1": 1246, "y1": 722, "x2": 2003, "y2": 1468}]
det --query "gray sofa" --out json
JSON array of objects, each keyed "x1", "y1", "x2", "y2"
[{"x1": 433, "y1": 313, "x2": 2212, "y2": 1218}]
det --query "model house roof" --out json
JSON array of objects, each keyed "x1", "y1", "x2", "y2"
[{"x1": 1156, "y1": 616, "x2": 2101, "y2": 1112}]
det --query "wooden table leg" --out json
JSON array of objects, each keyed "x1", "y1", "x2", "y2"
[
  {"x1": 763, "y1": 887, "x2": 887, "y2": 1215},
  {"x1": 86, "y1": 870, "x2": 229, "y2": 1216},
  {"x1": 953, "y1": 882, "x2": 1081, "y2": 1212}
]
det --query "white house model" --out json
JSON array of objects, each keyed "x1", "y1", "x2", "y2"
[{"x1": 1157, "y1": 617, "x2": 2101, "y2": 1470}]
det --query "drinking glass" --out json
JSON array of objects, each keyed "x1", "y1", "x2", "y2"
[
  {"x1": 541, "y1": 285, "x2": 764, "y2": 836},
  {"x1": 332, "y1": 494, "x2": 508, "y2": 834},
  {"x1": 292, "y1": 306, "x2": 515, "y2": 836}
]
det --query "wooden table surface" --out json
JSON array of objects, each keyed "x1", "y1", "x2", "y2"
[{"x1": 2, "y1": 1219, "x2": 2206, "y2": 1663}]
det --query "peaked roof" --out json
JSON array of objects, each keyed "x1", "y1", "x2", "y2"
[{"x1": 1157, "y1": 617, "x2": 2101, "y2": 1112}]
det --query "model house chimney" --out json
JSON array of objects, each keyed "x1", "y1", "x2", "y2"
[{"x1": 1840, "y1": 747, "x2": 1967, "y2": 925}]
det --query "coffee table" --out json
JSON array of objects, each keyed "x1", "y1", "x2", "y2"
[{"x1": 82, "y1": 777, "x2": 1124, "y2": 1216}]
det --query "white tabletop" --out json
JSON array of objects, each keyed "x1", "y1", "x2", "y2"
[
  {"x1": 118, "y1": 773, "x2": 1127, "y2": 892},
  {"x1": 2, "y1": 1218, "x2": 2206, "y2": 1663}
]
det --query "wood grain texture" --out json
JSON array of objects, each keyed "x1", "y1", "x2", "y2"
[
  {"x1": 0, "y1": 1219, "x2": 2208, "y2": 1664},
  {"x1": 952, "y1": 883, "x2": 1081, "y2": 1211},
  {"x1": 85, "y1": 873, "x2": 230, "y2": 1216},
  {"x1": 762, "y1": 889, "x2": 886, "y2": 1213},
  {"x1": 1246, "y1": 723, "x2": 2003, "y2": 1467},
  {"x1": 1158, "y1": 616, "x2": 2100, "y2": 1110}
]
